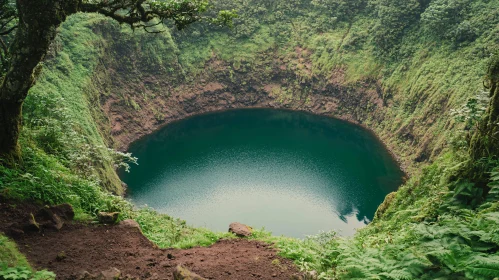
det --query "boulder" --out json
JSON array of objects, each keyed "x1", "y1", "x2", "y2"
[
  {"x1": 35, "y1": 207, "x2": 64, "y2": 230},
  {"x1": 228, "y1": 222, "x2": 252, "y2": 237},
  {"x1": 173, "y1": 266, "x2": 206, "y2": 280},
  {"x1": 98, "y1": 212, "x2": 120, "y2": 224},
  {"x1": 48, "y1": 203, "x2": 75, "y2": 220}
]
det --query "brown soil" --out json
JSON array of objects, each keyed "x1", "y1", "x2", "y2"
[{"x1": 0, "y1": 202, "x2": 303, "y2": 280}]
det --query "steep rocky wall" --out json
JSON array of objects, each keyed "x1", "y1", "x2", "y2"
[
  {"x1": 72, "y1": 6, "x2": 492, "y2": 182},
  {"x1": 94, "y1": 39, "x2": 412, "y2": 173}
]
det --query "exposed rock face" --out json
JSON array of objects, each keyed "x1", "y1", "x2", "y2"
[
  {"x1": 229, "y1": 222, "x2": 252, "y2": 237},
  {"x1": 7, "y1": 203, "x2": 75, "y2": 235},
  {"x1": 173, "y1": 266, "x2": 206, "y2": 280},
  {"x1": 98, "y1": 212, "x2": 120, "y2": 224}
]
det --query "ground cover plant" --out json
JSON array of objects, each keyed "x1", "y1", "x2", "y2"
[{"x1": 1, "y1": 0, "x2": 499, "y2": 279}]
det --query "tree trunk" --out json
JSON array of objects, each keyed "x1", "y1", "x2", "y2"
[
  {"x1": 0, "y1": 0, "x2": 79, "y2": 164},
  {"x1": 0, "y1": 98, "x2": 22, "y2": 164}
]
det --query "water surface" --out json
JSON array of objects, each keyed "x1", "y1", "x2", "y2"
[{"x1": 120, "y1": 109, "x2": 404, "y2": 238}]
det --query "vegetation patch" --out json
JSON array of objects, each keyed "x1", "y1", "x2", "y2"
[{"x1": 1, "y1": 0, "x2": 499, "y2": 279}]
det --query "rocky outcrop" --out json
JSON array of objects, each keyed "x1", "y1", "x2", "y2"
[{"x1": 7, "y1": 203, "x2": 75, "y2": 235}]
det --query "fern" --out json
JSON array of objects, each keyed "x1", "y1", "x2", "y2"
[
  {"x1": 464, "y1": 255, "x2": 499, "y2": 280},
  {"x1": 378, "y1": 270, "x2": 414, "y2": 280}
]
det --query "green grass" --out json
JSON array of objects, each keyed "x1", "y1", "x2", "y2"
[
  {"x1": 0, "y1": 234, "x2": 56, "y2": 280},
  {"x1": 133, "y1": 208, "x2": 234, "y2": 249},
  {"x1": 1, "y1": 1, "x2": 499, "y2": 279},
  {"x1": 0, "y1": 234, "x2": 30, "y2": 268}
]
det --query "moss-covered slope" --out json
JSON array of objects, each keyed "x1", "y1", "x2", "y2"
[{"x1": 1, "y1": 0, "x2": 499, "y2": 279}]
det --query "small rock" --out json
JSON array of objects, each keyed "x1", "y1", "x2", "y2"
[
  {"x1": 98, "y1": 267, "x2": 121, "y2": 280},
  {"x1": 98, "y1": 212, "x2": 120, "y2": 224},
  {"x1": 229, "y1": 222, "x2": 252, "y2": 237},
  {"x1": 56, "y1": 251, "x2": 66, "y2": 261},
  {"x1": 173, "y1": 265, "x2": 206, "y2": 280}
]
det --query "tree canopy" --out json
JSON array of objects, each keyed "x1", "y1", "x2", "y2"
[{"x1": 0, "y1": 0, "x2": 235, "y2": 163}]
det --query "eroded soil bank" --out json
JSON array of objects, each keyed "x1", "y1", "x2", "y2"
[{"x1": 0, "y1": 201, "x2": 303, "y2": 280}]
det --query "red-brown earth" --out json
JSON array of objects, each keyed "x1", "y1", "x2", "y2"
[{"x1": 0, "y1": 201, "x2": 304, "y2": 280}]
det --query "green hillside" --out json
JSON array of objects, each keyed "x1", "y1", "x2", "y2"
[{"x1": 1, "y1": 0, "x2": 498, "y2": 279}]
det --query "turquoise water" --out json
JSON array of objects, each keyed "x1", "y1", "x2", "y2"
[{"x1": 120, "y1": 109, "x2": 404, "y2": 238}]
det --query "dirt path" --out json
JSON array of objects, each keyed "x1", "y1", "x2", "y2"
[{"x1": 0, "y1": 202, "x2": 303, "y2": 279}]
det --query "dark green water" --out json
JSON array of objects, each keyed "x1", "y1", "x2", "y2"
[{"x1": 120, "y1": 109, "x2": 404, "y2": 238}]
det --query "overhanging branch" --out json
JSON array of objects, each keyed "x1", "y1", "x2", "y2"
[
  {"x1": 0, "y1": 24, "x2": 17, "y2": 36},
  {"x1": 79, "y1": 0, "x2": 206, "y2": 30}
]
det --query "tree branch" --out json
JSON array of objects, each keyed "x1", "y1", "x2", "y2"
[
  {"x1": 79, "y1": 0, "x2": 209, "y2": 30},
  {"x1": 0, "y1": 24, "x2": 17, "y2": 36}
]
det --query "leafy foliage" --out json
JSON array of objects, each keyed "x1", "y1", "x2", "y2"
[
  {"x1": 451, "y1": 91, "x2": 490, "y2": 131},
  {"x1": 0, "y1": 266, "x2": 55, "y2": 280},
  {"x1": 421, "y1": 0, "x2": 474, "y2": 42},
  {"x1": 0, "y1": 0, "x2": 16, "y2": 77},
  {"x1": 0, "y1": 235, "x2": 55, "y2": 280},
  {"x1": 0, "y1": 235, "x2": 29, "y2": 269},
  {"x1": 1, "y1": 0, "x2": 499, "y2": 279},
  {"x1": 368, "y1": 0, "x2": 422, "y2": 56}
]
